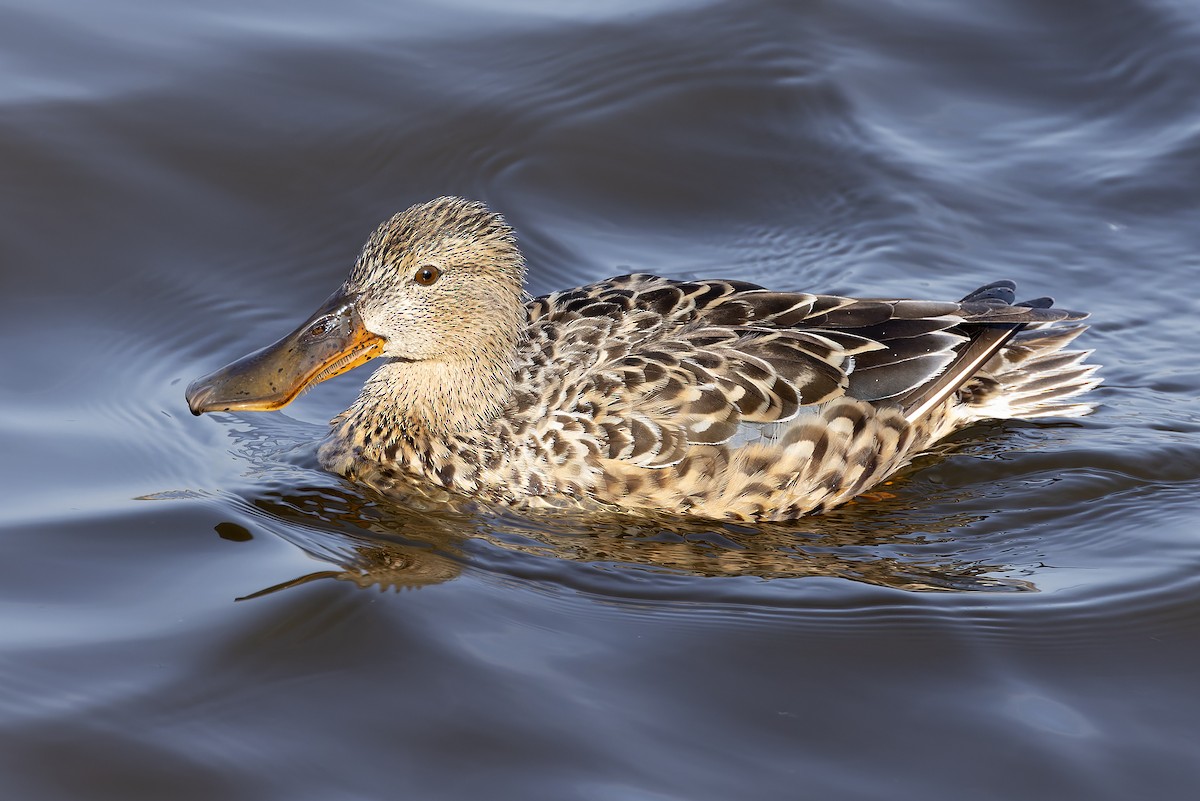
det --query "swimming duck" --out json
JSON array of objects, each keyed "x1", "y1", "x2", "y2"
[{"x1": 186, "y1": 197, "x2": 1099, "y2": 521}]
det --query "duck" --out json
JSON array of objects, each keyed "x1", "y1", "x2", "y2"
[{"x1": 186, "y1": 196, "x2": 1099, "y2": 521}]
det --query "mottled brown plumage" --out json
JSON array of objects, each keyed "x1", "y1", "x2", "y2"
[{"x1": 188, "y1": 197, "x2": 1100, "y2": 521}]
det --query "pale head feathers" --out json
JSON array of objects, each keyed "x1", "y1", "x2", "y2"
[{"x1": 339, "y1": 197, "x2": 527, "y2": 436}]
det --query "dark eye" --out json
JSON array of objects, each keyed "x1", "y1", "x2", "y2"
[{"x1": 414, "y1": 265, "x2": 441, "y2": 286}]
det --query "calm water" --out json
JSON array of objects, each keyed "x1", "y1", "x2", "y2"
[{"x1": 2, "y1": 0, "x2": 1199, "y2": 798}]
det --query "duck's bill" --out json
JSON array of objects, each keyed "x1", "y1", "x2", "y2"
[{"x1": 185, "y1": 289, "x2": 385, "y2": 415}]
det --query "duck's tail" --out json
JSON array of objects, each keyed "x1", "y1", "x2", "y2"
[{"x1": 956, "y1": 324, "x2": 1101, "y2": 422}]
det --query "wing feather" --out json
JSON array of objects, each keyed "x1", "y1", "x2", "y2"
[{"x1": 516, "y1": 274, "x2": 1084, "y2": 469}]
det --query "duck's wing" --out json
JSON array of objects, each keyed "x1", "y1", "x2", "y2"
[{"x1": 519, "y1": 274, "x2": 1084, "y2": 468}]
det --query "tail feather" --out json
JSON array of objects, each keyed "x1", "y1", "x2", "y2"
[
  {"x1": 959, "y1": 324, "x2": 1101, "y2": 422},
  {"x1": 898, "y1": 282, "x2": 1095, "y2": 424},
  {"x1": 961, "y1": 279, "x2": 1017, "y2": 304}
]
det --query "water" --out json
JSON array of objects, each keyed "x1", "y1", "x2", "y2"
[{"x1": 2, "y1": 0, "x2": 1199, "y2": 798}]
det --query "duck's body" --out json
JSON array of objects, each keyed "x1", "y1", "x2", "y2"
[{"x1": 187, "y1": 198, "x2": 1099, "y2": 521}]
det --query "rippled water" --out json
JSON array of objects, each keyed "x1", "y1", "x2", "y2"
[{"x1": 3, "y1": 0, "x2": 1199, "y2": 798}]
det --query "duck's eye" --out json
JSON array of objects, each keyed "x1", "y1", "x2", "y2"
[{"x1": 414, "y1": 266, "x2": 441, "y2": 286}]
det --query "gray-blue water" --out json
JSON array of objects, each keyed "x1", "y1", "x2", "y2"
[{"x1": 2, "y1": 0, "x2": 1199, "y2": 798}]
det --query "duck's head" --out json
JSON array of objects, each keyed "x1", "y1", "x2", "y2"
[{"x1": 186, "y1": 197, "x2": 526, "y2": 416}]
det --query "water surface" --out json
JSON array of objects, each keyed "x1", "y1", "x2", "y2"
[{"x1": 2, "y1": 0, "x2": 1199, "y2": 798}]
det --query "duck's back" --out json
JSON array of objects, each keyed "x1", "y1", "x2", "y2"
[{"x1": 485, "y1": 274, "x2": 1096, "y2": 519}]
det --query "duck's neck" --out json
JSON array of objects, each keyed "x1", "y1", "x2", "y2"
[
  {"x1": 356, "y1": 356, "x2": 517, "y2": 440},
  {"x1": 319, "y1": 344, "x2": 519, "y2": 482}
]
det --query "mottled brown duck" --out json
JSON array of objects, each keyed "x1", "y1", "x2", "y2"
[{"x1": 186, "y1": 197, "x2": 1099, "y2": 521}]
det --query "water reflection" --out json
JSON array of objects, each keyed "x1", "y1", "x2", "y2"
[{"x1": 226, "y1": 472, "x2": 1034, "y2": 600}]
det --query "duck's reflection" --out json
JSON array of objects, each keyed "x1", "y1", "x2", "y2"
[{"x1": 235, "y1": 471, "x2": 1035, "y2": 599}]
